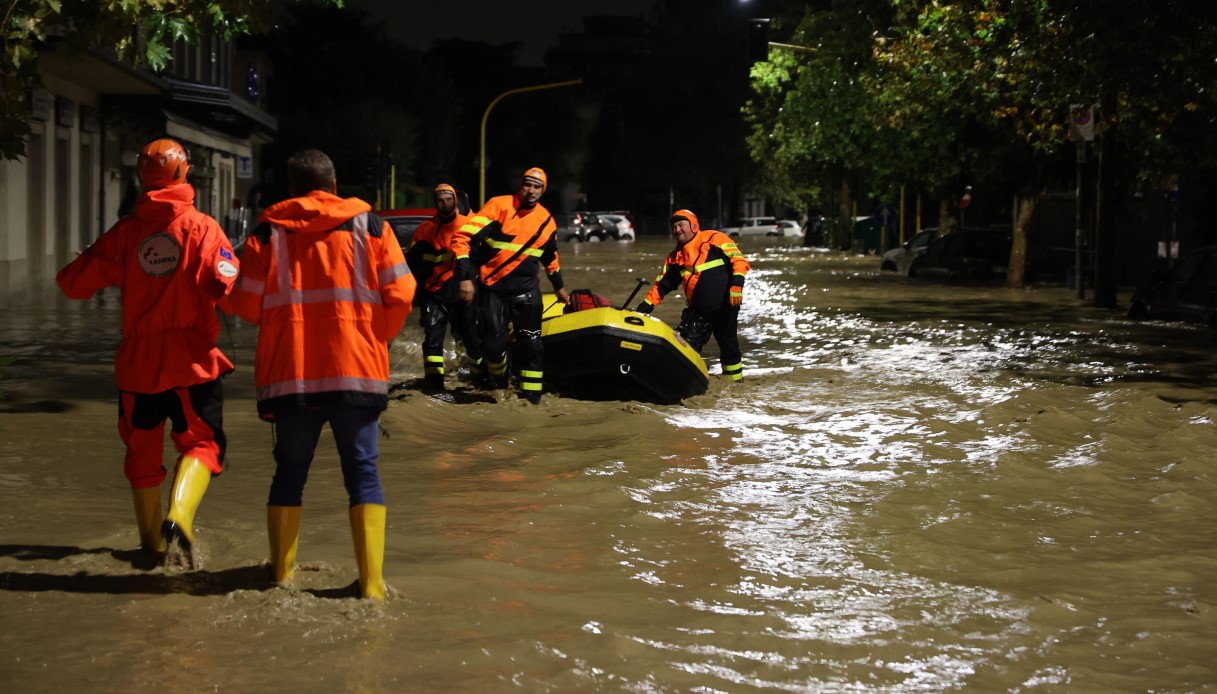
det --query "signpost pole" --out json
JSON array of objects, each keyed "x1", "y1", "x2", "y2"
[{"x1": 1070, "y1": 104, "x2": 1094, "y2": 300}]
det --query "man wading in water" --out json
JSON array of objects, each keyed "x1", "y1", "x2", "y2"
[{"x1": 57, "y1": 138, "x2": 240, "y2": 568}]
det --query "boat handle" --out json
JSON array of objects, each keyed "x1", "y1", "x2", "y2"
[
  {"x1": 620, "y1": 364, "x2": 631, "y2": 374},
  {"x1": 624, "y1": 316, "x2": 645, "y2": 326}
]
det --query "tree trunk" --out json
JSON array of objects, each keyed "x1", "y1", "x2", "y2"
[
  {"x1": 837, "y1": 179, "x2": 852, "y2": 250},
  {"x1": 1006, "y1": 194, "x2": 1037, "y2": 288},
  {"x1": 938, "y1": 198, "x2": 955, "y2": 234}
]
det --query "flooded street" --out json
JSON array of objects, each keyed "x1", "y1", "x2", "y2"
[{"x1": 2, "y1": 237, "x2": 1215, "y2": 691}]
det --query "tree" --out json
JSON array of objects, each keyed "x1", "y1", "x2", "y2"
[
  {"x1": 868, "y1": 1, "x2": 1075, "y2": 287},
  {"x1": 745, "y1": 0, "x2": 907, "y2": 248},
  {"x1": 0, "y1": 0, "x2": 341, "y2": 161},
  {"x1": 749, "y1": 0, "x2": 1217, "y2": 292},
  {"x1": 870, "y1": 0, "x2": 1217, "y2": 294}
]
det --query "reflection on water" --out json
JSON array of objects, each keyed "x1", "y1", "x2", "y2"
[{"x1": 2, "y1": 238, "x2": 1215, "y2": 690}]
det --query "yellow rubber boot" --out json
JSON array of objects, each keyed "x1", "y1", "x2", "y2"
[
  {"x1": 131, "y1": 487, "x2": 165, "y2": 553},
  {"x1": 161, "y1": 455, "x2": 212, "y2": 556},
  {"x1": 349, "y1": 504, "x2": 387, "y2": 601},
  {"x1": 267, "y1": 505, "x2": 302, "y2": 584}
]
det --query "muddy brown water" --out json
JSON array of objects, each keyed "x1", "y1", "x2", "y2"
[{"x1": 2, "y1": 237, "x2": 1215, "y2": 691}]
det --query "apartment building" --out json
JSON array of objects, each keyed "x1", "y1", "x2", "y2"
[{"x1": 0, "y1": 36, "x2": 275, "y2": 304}]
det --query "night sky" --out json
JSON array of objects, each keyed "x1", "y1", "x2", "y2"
[{"x1": 347, "y1": 0, "x2": 659, "y2": 64}]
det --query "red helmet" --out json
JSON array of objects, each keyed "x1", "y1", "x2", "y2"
[{"x1": 137, "y1": 139, "x2": 190, "y2": 189}]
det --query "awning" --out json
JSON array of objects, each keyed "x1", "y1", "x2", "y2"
[{"x1": 164, "y1": 111, "x2": 252, "y2": 159}]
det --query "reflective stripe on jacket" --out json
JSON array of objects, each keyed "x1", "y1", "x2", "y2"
[
  {"x1": 56, "y1": 183, "x2": 238, "y2": 393},
  {"x1": 643, "y1": 223, "x2": 749, "y2": 314},
  {"x1": 219, "y1": 190, "x2": 415, "y2": 418},
  {"x1": 406, "y1": 211, "x2": 471, "y2": 297},
  {"x1": 464, "y1": 194, "x2": 563, "y2": 295}
]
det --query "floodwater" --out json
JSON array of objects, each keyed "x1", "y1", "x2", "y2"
[{"x1": 2, "y1": 236, "x2": 1215, "y2": 692}]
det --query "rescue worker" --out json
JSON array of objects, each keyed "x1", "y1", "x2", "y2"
[
  {"x1": 56, "y1": 138, "x2": 239, "y2": 567},
  {"x1": 635, "y1": 209, "x2": 750, "y2": 381},
  {"x1": 462, "y1": 167, "x2": 569, "y2": 404},
  {"x1": 405, "y1": 183, "x2": 483, "y2": 390},
  {"x1": 220, "y1": 149, "x2": 415, "y2": 601}
]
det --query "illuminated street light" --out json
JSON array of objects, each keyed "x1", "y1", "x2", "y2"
[{"x1": 479, "y1": 79, "x2": 582, "y2": 207}]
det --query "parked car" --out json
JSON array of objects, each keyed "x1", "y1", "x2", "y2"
[
  {"x1": 594, "y1": 212, "x2": 636, "y2": 241},
  {"x1": 377, "y1": 207, "x2": 434, "y2": 247},
  {"x1": 803, "y1": 215, "x2": 831, "y2": 247},
  {"x1": 723, "y1": 216, "x2": 778, "y2": 237},
  {"x1": 558, "y1": 212, "x2": 609, "y2": 242},
  {"x1": 771, "y1": 220, "x2": 803, "y2": 237},
  {"x1": 1128, "y1": 245, "x2": 1217, "y2": 325},
  {"x1": 908, "y1": 228, "x2": 1013, "y2": 283},
  {"x1": 880, "y1": 227, "x2": 940, "y2": 275}
]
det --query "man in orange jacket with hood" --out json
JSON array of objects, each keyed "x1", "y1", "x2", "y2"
[
  {"x1": 56, "y1": 138, "x2": 239, "y2": 567},
  {"x1": 636, "y1": 208, "x2": 750, "y2": 381},
  {"x1": 461, "y1": 167, "x2": 569, "y2": 404},
  {"x1": 405, "y1": 183, "x2": 483, "y2": 390},
  {"x1": 221, "y1": 149, "x2": 415, "y2": 600}
]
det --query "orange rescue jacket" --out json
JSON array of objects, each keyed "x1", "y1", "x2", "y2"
[
  {"x1": 462, "y1": 194, "x2": 563, "y2": 295},
  {"x1": 56, "y1": 183, "x2": 238, "y2": 394},
  {"x1": 406, "y1": 211, "x2": 471, "y2": 300},
  {"x1": 641, "y1": 211, "x2": 750, "y2": 314},
  {"x1": 219, "y1": 191, "x2": 415, "y2": 418}
]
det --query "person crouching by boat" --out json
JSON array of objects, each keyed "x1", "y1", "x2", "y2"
[
  {"x1": 56, "y1": 138, "x2": 239, "y2": 567},
  {"x1": 220, "y1": 149, "x2": 416, "y2": 600},
  {"x1": 405, "y1": 183, "x2": 484, "y2": 391},
  {"x1": 635, "y1": 208, "x2": 751, "y2": 381},
  {"x1": 463, "y1": 167, "x2": 570, "y2": 404}
]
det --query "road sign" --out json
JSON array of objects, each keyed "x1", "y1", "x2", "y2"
[
  {"x1": 959, "y1": 187, "x2": 972, "y2": 209},
  {"x1": 1070, "y1": 103, "x2": 1094, "y2": 141},
  {"x1": 873, "y1": 204, "x2": 897, "y2": 226}
]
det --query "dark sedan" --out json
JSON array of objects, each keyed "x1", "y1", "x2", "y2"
[
  {"x1": 1128, "y1": 245, "x2": 1217, "y2": 325},
  {"x1": 908, "y1": 228, "x2": 1013, "y2": 283}
]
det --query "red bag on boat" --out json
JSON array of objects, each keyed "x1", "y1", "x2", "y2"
[{"x1": 564, "y1": 289, "x2": 613, "y2": 313}]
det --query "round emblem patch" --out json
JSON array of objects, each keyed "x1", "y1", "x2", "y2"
[
  {"x1": 138, "y1": 232, "x2": 181, "y2": 278},
  {"x1": 217, "y1": 260, "x2": 238, "y2": 278}
]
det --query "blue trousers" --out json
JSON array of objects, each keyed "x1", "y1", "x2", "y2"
[{"x1": 268, "y1": 406, "x2": 384, "y2": 507}]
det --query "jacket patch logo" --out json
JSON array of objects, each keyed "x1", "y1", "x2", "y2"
[
  {"x1": 217, "y1": 260, "x2": 238, "y2": 278},
  {"x1": 220, "y1": 247, "x2": 234, "y2": 261},
  {"x1": 138, "y1": 232, "x2": 181, "y2": 278}
]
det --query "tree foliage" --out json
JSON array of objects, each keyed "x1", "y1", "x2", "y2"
[
  {"x1": 744, "y1": 2, "x2": 896, "y2": 213},
  {"x1": 1, "y1": 0, "x2": 341, "y2": 161},
  {"x1": 747, "y1": 0, "x2": 1217, "y2": 287}
]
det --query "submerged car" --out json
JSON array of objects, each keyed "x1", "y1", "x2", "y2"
[
  {"x1": 558, "y1": 212, "x2": 609, "y2": 242},
  {"x1": 1128, "y1": 245, "x2": 1217, "y2": 325},
  {"x1": 880, "y1": 227, "x2": 940, "y2": 276},
  {"x1": 594, "y1": 212, "x2": 636, "y2": 241},
  {"x1": 723, "y1": 216, "x2": 778, "y2": 237},
  {"x1": 908, "y1": 228, "x2": 1012, "y2": 283},
  {"x1": 772, "y1": 220, "x2": 803, "y2": 237}
]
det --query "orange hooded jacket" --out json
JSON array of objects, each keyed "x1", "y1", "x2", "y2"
[
  {"x1": 461, "y1": 194, "x2": 563, "y2": 295},
  {"x1": 406, "y1": 210, "x2": 471, "y2": 299},
  {"x1": 641, "y1": 210, "x2": 750, "y2": 314},
  {"x1": 56, "y1": 183, "x2": 238, "y2": 394},
  {"x1": 219, "y1": 191, "x2": 415, "y2": 418}
]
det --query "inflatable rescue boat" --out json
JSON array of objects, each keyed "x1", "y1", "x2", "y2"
[{"x1": 540, "y1": 291, "x2": 708, "y2": 404}]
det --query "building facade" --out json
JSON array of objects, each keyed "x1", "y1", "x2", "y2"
[{"x1": 0, "y1": 36, "x2": 275, "y2": 305}]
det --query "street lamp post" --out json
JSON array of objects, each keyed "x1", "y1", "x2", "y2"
[{"x1": 479, "y1": 79, "x2": 581, "y2": 207}]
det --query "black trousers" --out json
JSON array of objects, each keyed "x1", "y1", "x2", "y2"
[
  {"x1": 679, "y1": 304, "x2": 742, "y2": 371},
  {"x1": 419, "y1": 294, "x2": 481, "y2": 374},
  {"x1": 478, "y1": 286, "x2": 543, "y2": 392}
]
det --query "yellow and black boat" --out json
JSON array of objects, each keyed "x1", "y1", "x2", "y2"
[{"x1": 541, "y1": 290, "x2": 708, "y2": 404}]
